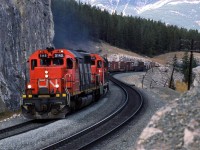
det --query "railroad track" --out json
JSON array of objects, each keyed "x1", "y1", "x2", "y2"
[
  {"x1": 0, "y1": 120, "x2": 55, "y2": 140},
  {"x1": 42, "y1": 75, "x2": 143, "y2": 150}
]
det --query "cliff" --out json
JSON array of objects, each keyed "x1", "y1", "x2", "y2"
[
  {"x1": 0, "y1": 0, "x2": 54, "y2": 112},
  {"x1": 136, "y1": 86, "x2": 200, "y2": 150}
]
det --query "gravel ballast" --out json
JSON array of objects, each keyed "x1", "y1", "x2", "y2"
[
  {"x1": 0, "y1": 114, "x2": 31, "y2": 130},
  {"x1": 2, "y1": 72, "x2": 197, "y2": 150},
  {"x1": 101, "y1": 72, "x2": 199, "y2": 150},
  {"x1": 88, "y1": 72, "x2": 175, "y2": 150},
  {"x1": 0, "y1": 82, "x2": 124, "y2": 150}
]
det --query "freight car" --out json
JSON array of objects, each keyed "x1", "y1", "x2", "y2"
[
  {"x1": 108, "y1": 61, "x2": 146, "y2": 72},
  {"x1": 21, "y1": 48, "x2": 109, "y2": 119}
]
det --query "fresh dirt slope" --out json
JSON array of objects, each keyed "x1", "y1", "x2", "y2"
[
  {"x1": 152, "y1": 51, "x2": 200, "y2": 65},
  {"x1": 98, "y1": 42, "x2": 148, "y2": 59},
  {"x1": 98, "y1": 42, "x2": 200, "y2": 65}
]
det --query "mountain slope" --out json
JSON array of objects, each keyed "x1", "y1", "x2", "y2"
[
  {"x1": 79, "y1": 0, "x2": 158, "y2": 14},
  {"x1": 78, "y1": 0, "x2": 200, "y2": 31},
  {"x1": 136, "y1": 1, "x2": 200, "y2": 30}
]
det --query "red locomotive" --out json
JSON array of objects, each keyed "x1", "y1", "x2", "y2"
[{"x1": 21, "y1": 47, "x2": 109, "y2": 119}]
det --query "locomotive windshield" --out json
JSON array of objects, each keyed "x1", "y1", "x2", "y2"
[
  {"x1": 40, "y1": 58, "x2": 64, "y2": 66},
  {"x1": 53, "y1": 58, "x2": 64, "y2": 65},
  {"x1": 40, "y1": 58, "x2": 51, "y2": 66}
]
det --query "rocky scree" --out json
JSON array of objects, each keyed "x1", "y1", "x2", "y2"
[{"x1": 136, "y1": 86, "x2": 200, "y2": 150}]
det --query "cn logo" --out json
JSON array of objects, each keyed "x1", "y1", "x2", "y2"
[{"x1": 38, "y1": 79, "x2": 58, "y2": 88}]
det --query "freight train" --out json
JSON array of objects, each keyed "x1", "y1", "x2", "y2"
[
  {"x1": 21, "y1": 47, "x2": 109, "y2": 119},
  {"x1": 108, "y1": 61, "x2": 156, "y2": 72},
  {"x1": 107, "y1": 54, "x2": 157, "y2": 72}
]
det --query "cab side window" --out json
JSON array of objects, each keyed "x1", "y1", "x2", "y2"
[
  {"x1": 97, "y1": 60, "x2": 102, "y2": 68},
  {"x1": 91, "y1": 60, "x2": 95, "y2": 65},
  {"x1": 31, "y1": 59, "x2": 37, "y2": 70},
  {"x1": 67, "y1": 58, "x2": 73, "y2": 69}
]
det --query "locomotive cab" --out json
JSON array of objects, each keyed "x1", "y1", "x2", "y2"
[
  {"x1": 90, "y1": 54, "x2": 109, "y2": 94},
  {"x1": 22, "y1": 48, "x2": 75, "y2": 119},
  {"x1": 29, "y1": 53, "x2": 65, "y2": 95}
]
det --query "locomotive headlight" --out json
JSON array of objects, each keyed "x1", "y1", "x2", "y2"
[
  {"x1": 56, "y1": 94, "x2": 60, "y2": 97},
  {"x1": 27, "y1": 84, "x2": 32, "y2": 89},
  {"x1": 62, "y1": 93, "x2": 67, "y2": 97},
  {"x1": 45, "y1": 74, "x2": 48, "y2": 78},
  {"x1": 55, "y1": 84, "x2": 59, "y2": 88},
  {"x1": 45, "y1": 70, "x2": 48, "y2": 74}
]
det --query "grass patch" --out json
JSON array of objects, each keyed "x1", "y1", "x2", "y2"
[{"x1": 175, "y1": 81, "x2": 188, "y2": 93}]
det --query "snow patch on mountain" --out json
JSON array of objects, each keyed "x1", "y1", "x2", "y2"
[
  {"x1": 170, "y1": 10, "x2": 188, "y2": 18},
  {"x1": 196, "y1": 21, "x2": 200, "y2": 26},
  {"x1": 136, "y1": 0, "x2": 200, "y2": 14},
  {"x1": 78, "y1": 0, "x2": 200, "y2": 31},
  {"x1": 169, "y1": 0, "x2": 200, "y2": 5},
  {"x1": 122, "y1": 0, "x2": 131, "y2": 15},
  {"x1": 136, "y1": 0, "x2": 173, "y2": 14}
]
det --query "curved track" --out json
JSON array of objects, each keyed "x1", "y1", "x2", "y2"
[
  {"x1": 42, "y1": 75, "x2": 143, "y2": 150},
  {"x1": 0, "y1": 120, "x2": 55, "y2": 140}
]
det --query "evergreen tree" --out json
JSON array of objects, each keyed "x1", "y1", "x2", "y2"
[
  {"x1": 181, "y1": 52, "x2": 197, "y2": 83},
  {"x1": 181, "y1": 52, "x2": 190, "y2": 82},
  {"x1": 169, "y1": 54, "x2": 178, "y2": 90},
  {"x1": 51, "y1": 0, "x2": 200, "y2": 56},
  {"x1": 172, "y1": 54, "x2": 179, "y2": 71}
]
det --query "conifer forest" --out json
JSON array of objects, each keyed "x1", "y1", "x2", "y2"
[{"x1": 52, "y1": 0, "x2": 200, "y2": 56}]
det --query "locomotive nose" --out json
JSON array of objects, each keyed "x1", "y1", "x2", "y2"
[
  {"x1": 36, "y1": 68, "x2": 63, "y2": 95},
  {"x1": 45, "y1": 70, "x2": 49, "y2": 78}
]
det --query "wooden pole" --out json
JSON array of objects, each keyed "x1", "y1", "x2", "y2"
[{"x1": 188, "y1": 39, "x2": 194, "y2": 90}]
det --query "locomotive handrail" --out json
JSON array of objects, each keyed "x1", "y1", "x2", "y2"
[
  {"x1": 64, "y1": 74, "x2": 73, "y2": 88},
  {"x1": 94, "y1": 74, "x2": 100, "y2": 87},
  {"x1": 63, "y1": 74, "x2": 72, "y2": 106},
  {"x1": 64, "y1": 86, "x2": 71, "y2": 107}
]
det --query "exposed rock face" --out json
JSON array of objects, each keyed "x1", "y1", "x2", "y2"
[
  {"x1": 0, "y1": 0, "x2": 54, "y2": 112},
  {"x1": 136, "y1": 87, "x2": 200, "y2": 150},
  {"x1": 135, "y1": 66, "x2": 200, "y2": 149},
  {"x1": 142, "y1": 66, "x2": 184, "y2": 89},
  {"x1": 192, "y1": 66, "x2": 200, "y2": 88}
]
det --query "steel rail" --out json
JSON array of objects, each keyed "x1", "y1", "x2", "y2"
[
  {"x1": 79, "y1": 76, "x2": 143, "y2": 150},
  {"x1": 0, "y1": 120, "x2": 55, "y2": 140},
  {"x1": 41, "y1": 75, "x2": 143, "y2": 150}
]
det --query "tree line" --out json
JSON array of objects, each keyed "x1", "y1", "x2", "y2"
[{"x1": 51, "y1": 0, "x2": 200, "y2": 56}]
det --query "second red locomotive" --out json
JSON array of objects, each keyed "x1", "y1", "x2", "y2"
[{"x1": 21, "y1": 48, "x2": 109, "y2": 119}]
